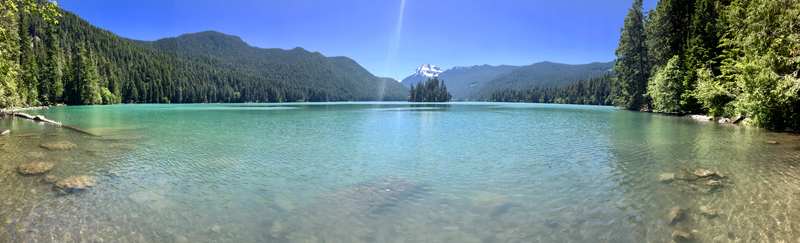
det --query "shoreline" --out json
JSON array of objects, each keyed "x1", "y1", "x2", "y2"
[{"x1": 0, "y1": 106, "x2": 51, "y2": 114}]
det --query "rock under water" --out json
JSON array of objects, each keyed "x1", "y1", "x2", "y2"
[
  {"x1": 55, "y1": 175, "x2": 95, "y2": 190},
  {"x1": 300, "y1": 177, "x2": 426, "y2": 218},
  {"x1": 40, "y1": 141, "x2": 77, "y2": 150},
  {"x1": 18, "y1": 162, "x2": 55, "y2": 175}
]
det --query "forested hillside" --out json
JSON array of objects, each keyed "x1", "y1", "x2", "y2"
[
  {"x1": 469, "y1": 61, "x2": 613, "y2": 100},
  {"x1": 613, "y1": 0, "x2": 800, "y2": 130},
  {"x1": 399, "y1": 62, "x2": 612, "y2": 101},
  {"x1": 489, "y1": 73, "x2": 613, "y2": 105},
  {"x1": 432, "y1": 64, "x2": 517, "y2": 100},
  {"x1": 2, "y1": 7, "x2": 407, "y2": 108}
]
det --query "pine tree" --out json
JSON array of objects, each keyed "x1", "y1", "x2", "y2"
[
  {"x1": 41, "y1": 21, "x2": 62, "y2": 105},
  {"x1": 18, "y1": 11, "x2": 39, "y2": 106},
  {"x1": 613, "y1": 0, "x2": 649, "y2": 110}
]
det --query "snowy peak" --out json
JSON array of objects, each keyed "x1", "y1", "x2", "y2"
[{"x1": 411, "y1": 64, "x2": 444, "y2": 78}]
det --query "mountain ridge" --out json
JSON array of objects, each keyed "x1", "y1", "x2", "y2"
[{"x1": 399, "y1": 61, "x2": 613, "y2": 100}]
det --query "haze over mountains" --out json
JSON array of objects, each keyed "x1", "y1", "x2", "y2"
[{"x1": 400, "y1": 62, "x2": 614, "y2": 100}]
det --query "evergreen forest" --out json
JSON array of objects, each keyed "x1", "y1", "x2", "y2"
[
  {"x1": 0, "y1": 2, "x2": 408, "y2": 109},
  {"x1": 612, "y1": 0, "x2": 800, "y2": 130},
  {"x1": 407, "y1": 77, "x2": 452, "y2": 102},
  {"x1": 488, "y1": 73, "x2": 613, "y2": 105}
]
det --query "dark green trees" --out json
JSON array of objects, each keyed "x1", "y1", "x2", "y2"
[
  {"x1": 489, "y1": 73, "x2": 613, "y2": 105},
  {"x1": 39, "y1": 21, "x2": 63, "y2": 105},
  {"x1": 614, "y1": 0, "x2": 800, "y2": 129},
  {"x1": 407, "y1": 77, "x2": 452, "y2": 102},
  {"x1": 613, "y1": 0, "x2": 649, "y2": 110},
  {"x1": 18, "y1": 12, "x2": 40, "y2": 106}
]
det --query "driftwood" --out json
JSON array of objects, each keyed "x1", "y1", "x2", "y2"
[{"x1": 9, "y1": 112, "x2": 98, "y2": 136}]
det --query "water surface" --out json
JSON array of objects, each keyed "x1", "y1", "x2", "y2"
[{"x1": 1, "y1": 102, "x2": 799, "y2": 242}]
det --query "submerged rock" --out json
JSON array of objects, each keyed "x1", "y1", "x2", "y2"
[
  {"x1": 659, "y1": 173, "x2": 675, "y2": 182},
  {"x1": 307, "y1": 177, "x2": 425, "y2": 216},
  {"x1": 668, "y1": 168, "x2": 726, "y2": 194},
  {"x1": 40, "y1": 141, "x2": 77, "y2": 150},
  {"x1": 55, "y1": 175, "x2": 95, "y2": 190},
  {"x1": 18, "y1": 162, "x2": 55, "y2": 175},
  {"x1": 668, "y1": 207, "x2": 686, "y2": 224},
  {"x1": 672, "y1": 230, "x2": 693, "y2": 242},
  {"x1": 43, "y1": 175, "x2": 59, "y2": 183},
  {"x1": 1, "y1": 130, "x2": 9, "y2": 136},
  {"x1": 95, "y1": 135, "x2": 142, "y2": 141},
  {"x1": 700, "y1": 206, "x2": 717, "y2": 216},
  {"x1": 693, "y1": 169, "x2": 722, "y2": 178},
  {"x1": 674, "y1": 168, "x2": 699, "y2": 181}
]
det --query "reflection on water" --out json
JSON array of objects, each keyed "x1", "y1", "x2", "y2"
[{"x1": 1, "y1": 102, "x2": 800, "y2": 242}]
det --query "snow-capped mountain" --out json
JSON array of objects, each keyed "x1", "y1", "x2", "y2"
[
  {"x1": 399, "y1": 64, "x2": 444, "y2": 87},
  {"x1": 412, "y1": 64, "x2": 444, "y2": 78}
]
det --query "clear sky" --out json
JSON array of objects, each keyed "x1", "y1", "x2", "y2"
[{"x1": 57, "y1": 0, "x2": 656, "y2": 80}]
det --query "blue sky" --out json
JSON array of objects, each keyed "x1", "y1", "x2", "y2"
[{"x1": 57, "y1": 0, "x2": 656, "y2": 80}]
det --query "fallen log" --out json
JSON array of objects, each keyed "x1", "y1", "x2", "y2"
[{"x1": 9, "y1": 112, "x2": 98, "y2": 136}]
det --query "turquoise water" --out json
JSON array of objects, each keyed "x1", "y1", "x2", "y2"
[{"x1": 1, "y1": 102, "x2": 800, "y2": 242}]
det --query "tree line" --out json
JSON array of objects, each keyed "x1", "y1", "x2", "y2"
[
  {"x1": 407, "y1": 77, "x2": 452, "y2": 102},
  {"x1": 488, "y1": 73, "x2": 613, "y2": 105},
  {"x1": 613, "y1": 0, "x2": 800, "y2": 130},
  {"x1": 1, "y1": 3, "x2": 407, "y2": 109}
]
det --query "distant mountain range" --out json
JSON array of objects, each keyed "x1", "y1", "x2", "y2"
[
  {"x1": 16, "y1": 8, "x2": 409, "y2": 106},
  {"x1": 400, "y1": 62, "x2": 614, "y2": 100}
]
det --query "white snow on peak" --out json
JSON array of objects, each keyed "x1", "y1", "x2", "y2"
[
  {"x1": 411, "y1": 64, "x2": 444, "y2": 78},
  {"x1": 395, "y1": 79, "x2": 402, "y2": 82}
]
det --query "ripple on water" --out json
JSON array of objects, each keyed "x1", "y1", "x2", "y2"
[{"x1": 4, "y1": 103, "x2": 800, "y2": 241}]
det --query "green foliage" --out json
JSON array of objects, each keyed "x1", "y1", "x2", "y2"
[
  {"x1": 727, "y1": 0, "x2": 800, "y2": 129},
  {"x1": 616, "y1": 0, "x2": 800, "y2": 130},
  {"x1": 407, "y1": 77, "x2": 451, "y2": 102},
  {"x1": 489, "y1": 73, "x2": 614, "y2": 105},
  {"x1": 647, "y1": 56, "x2": 683, "y2": 112},
  {"x1": 613, "y1": 0, "x2": 650, "y2": 110},
  {"x1": 0, "y1": 0, "x2": 21, "y2": 108}
]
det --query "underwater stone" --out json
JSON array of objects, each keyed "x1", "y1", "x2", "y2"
[
  {"x1": 40, "y1": 141, "x2": 77, "y2": 150},
  {"x1": 0, "y1": 130, "x2": 9, "y2": 136},
  {"x1": 55, "y1": 175, "x2": 95, "y2": 190},
  {"x1": 43, "y1": 175, "x2": 59, "y2": 183},
  {"x1": 668, "y1": 207, "x2": 685, "y2": 224},
  {"x1": 700, "y1": 206, "x2": 717, "y2": 216},
  {"x1": 659, "y1": 173, "x2": 675, "y2": 182},
  {"x1": 672, "y1": 230, "x2": 693, "y2": 242},
  {"x1": 18, "y1": 162, "x2": 55, "y2": 175}
]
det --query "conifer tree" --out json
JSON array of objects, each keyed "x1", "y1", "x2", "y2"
[{"x1": 613, "y1": 0, "x2": 649, "y2": 110}]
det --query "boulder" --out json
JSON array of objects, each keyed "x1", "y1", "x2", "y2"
[
  {"x1": 718, "y1": 118, "x2": 731, "y2": 124},
  {"x1": 55, "y1": 175, "x2": 95, "y2": 190},
  {"x1": 0, "y1": 130, "x2": 9, "y2": 136},
  {"x1": 18, "y1": 162, "x2": 55, "y2": 175},
  {"x1": 40, "y1": 141, "x2": 77, "y2": 150},
  {"x1": 668, "y1": 207, "x2": 686, "y2": 224},
  {"x1": 700, "y1": 206, "x2": 717, "y2": 216},
  {"x1": 672, "y1": 230, "x2": 693, "y2": 242},
  {"x1": 659, "y1": 173, "x2": 675, "y2": 182}
]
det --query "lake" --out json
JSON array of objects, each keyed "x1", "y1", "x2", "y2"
[{"x1": 1, "y1": 102, "x2": 800, "y2": 242}]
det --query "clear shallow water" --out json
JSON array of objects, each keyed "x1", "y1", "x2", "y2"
[{"x1": 1, "y1": 102, "x2": 800, "y2": 242}]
